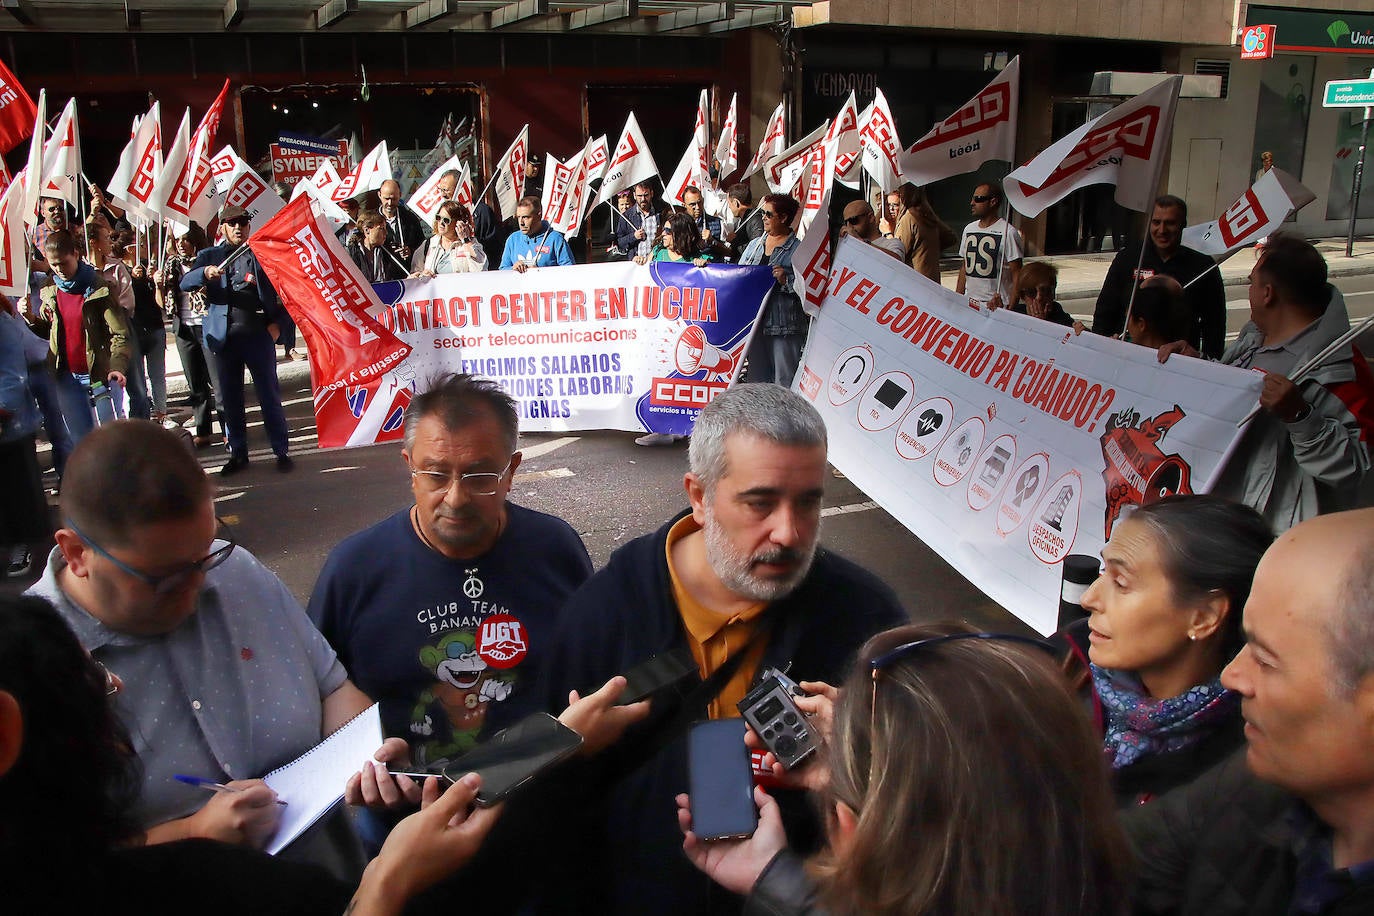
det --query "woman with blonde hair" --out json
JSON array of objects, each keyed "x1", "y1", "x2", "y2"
[
  {"x1": 893, "y1": 183, "x2": 955, "y2": 283},
  {"x1": 680, "y1": 622, "x2": 1132, "y2": 915}
]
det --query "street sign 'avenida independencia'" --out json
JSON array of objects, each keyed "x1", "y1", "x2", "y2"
[{"x1": 1324, "y1": 78, "x2": 1374, "y2": 108}]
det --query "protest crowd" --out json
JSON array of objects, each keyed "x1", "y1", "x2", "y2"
[{"x1": 5, "y1": 57, "x2": 1374, "y2": 916}]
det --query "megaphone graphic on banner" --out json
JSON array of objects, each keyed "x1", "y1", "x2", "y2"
[{"x1": 674, "y1": 325, "x2": 733, "y2": 375}]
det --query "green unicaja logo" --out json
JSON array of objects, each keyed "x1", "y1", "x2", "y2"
[{"x1": 1330, "y1": 20, "x2": 1351, "y2": 45}]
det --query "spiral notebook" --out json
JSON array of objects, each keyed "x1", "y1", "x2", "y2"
[{"x1": 263, "y1": 703, "x2": 382, "y2": 855}]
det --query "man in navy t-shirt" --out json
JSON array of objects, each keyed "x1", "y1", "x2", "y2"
[{"x1": 308, "y1": 373, "x2": 592, "y2": 770}]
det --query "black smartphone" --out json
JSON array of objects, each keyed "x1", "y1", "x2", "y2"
[
  {"x1": 616, "y1": 646, "x2": 698, "y2": 705},
  {"x1": 687, "y1": 718, "x2": 757, "y2": 841},
  {"x1": 440, "y1": 712, "x2": 583, "y2": 807}
]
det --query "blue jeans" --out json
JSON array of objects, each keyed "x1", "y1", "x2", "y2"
[
  {"x1": 136, "y1": 324, "x2": 167, "y2": 415},
  {"x1": 27, "y1": 363, "x2": 72, "y2": 478},
  {"x1": 53, "y1": 370, "x2": 95, "y2": 442},
  {"x1": 216, "y1": 329, "x2": 289, "y2": 458},
  {"x1": 744, "y1": 332, "x2": 807, "y2": 388},
  {"x1": 123, "y1": 329, "x2": 152, "y2": 420}
]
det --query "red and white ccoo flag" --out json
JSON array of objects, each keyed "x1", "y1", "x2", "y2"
[
  {"x1": 900, "y1": 57, "x2": 1020, "y2": 187},
  {"x1": 21, "y1": 89, "x2": 43, "y2": 228},
  {"x1": 0, "y1": 172, "x2": 30, "y2": 296},
  {"x1": 597, "y1": 113, "x2": 658, "y2": 205},
  {"x1": 828, "y1": 91, "x2": 862, "y2": 188},
  {"x1": 794, "y1": 138, "x2": 841, "y2": 318},
  {"x1": 332, "y1": 140, "x2": 392, "y2": 203},
  {"x1": 584, "y1": 134, "x2": 609, "y2": 183},
  {"x1": 765, "y1": 121, "x2": 828, "y2": 195},
  {"x1": 663, "y1": 90, "x2": 712, "y2": 207},
  {"x1": 1181, "y1": 167, "x2": 1316, "y2": 256},
  {"x1": 1005, "y1": 75, "x2": 1181, "y2": 218}
]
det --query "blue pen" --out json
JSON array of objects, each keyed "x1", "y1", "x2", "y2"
[{"x1": 175, "y1": 774, "x2": 288, "y2": 805}]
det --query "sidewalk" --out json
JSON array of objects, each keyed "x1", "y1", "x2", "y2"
[
  {"x1": 163, "y1": 338, "x2": 314, "y2": 400},
  {"x1": 1044, "y1": 237, "x2": 1374, "y2": 301}
]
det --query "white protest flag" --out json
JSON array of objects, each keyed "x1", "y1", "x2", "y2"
[
  {"x1": 546, "y1": 138, "x2": 597, "y2": 238},
  {"x1": 21, "y1": 89, "x2": 43, "y2": 227},
  {"x1": 108, "y1": 102, "x2": 163, "y2": 222},
  {"x1": 597, "y1": 113, "x2": 658, "y2": 205},
  {"x1": 332, "y1": 140, "x2": 392, "y2": 203},
  {"x1": 742, "y1": 101, "x2": 786, "y2": 181},
  {"x1": 900, "y1": 57, "x2": 1020, "y2": 187},
  {"x1": 1181, "y1": 167, "x2": 1316, "y2": 256},
  {"x1": 1006, "y1": 75, "x2": 1181, "y2": 218},
  {"x1": 452, "y1": 161, "x2": 474, "y2": 208},
  {"x1": 148, "y1": 110, "x2": 191, "y2": 229},
  {"x1": 793, "y1": 138, "x2": 840, "y2": 317},
  {"x1": 541, "y1": 151, "x2": 571, "y2": 221},
  {"x1": 793, "y1": 237, "x2": 1262, "y2": 634},
  {"x1": 663, "y1": 90, "x2": 712, "y2": 207},
  {"x1": 0, "y1": 173, "x2": 30, "y2": 296},
  {"x1": 859, "y1": 89, "x2": 904, "y2": 192},
  {"x1": 160, "y1": 80, "x2": 230, "y2": 234},
  {"x1": 406, "y1": 154, "x2": 465, "y2": 223},
  {"x1": 492, "y1": 125, "x2": 530, "y2": 220},
  {"x1": 764, "y1": 120, "x2": 828, "y2": 195},
  {"x1": 208, "y1": 145, "x2": 283, "y2": 225},
  {"x1": 40, "y1": 97, "x2": 81, "y2": 207},
  {"x1": 715, "y1": 93, "x2": 739, "y2": 179},
  {"x1": 291, "y1": 158, "x2": 350, "y2": 227},
  {"x1": 828, "y1": 91, "x2": 863, "y2": 189},
  {"x1": 584, "y1": 134, "x2": 609, "y2": 183}
]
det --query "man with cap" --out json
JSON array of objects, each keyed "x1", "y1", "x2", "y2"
[{"x1": 181, "y1": 205, "x2": 293, "y2": 476}]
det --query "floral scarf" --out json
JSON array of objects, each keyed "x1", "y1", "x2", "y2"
[{"x1": 1091, "y1": 664, "x2": 1239, "y2": 769}]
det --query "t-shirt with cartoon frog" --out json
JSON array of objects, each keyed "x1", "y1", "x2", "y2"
[{"x1": 308, "y1": 503, "x2": 592, "y2": 765}]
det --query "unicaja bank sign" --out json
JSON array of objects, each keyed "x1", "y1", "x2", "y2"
[{"x1": 1247, "y1": 6, "x2": 1374, "y2": 55}]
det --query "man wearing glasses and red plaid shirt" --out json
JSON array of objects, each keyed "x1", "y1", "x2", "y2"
[{"x1": 26, "y1": 420, "x2": 375, "y2": 875}]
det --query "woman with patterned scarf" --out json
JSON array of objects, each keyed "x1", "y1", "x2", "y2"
[{"x1": 1072, "y1": 495, "x2": 1274, "y2": 806}]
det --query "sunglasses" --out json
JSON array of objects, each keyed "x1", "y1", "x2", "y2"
[
  {"x1": 223, "y1": 217, "x2": 250, "y2": 227},
  {"x1": 436, "y1": 217, "x2": 453, "y2": 225},
  {"x1": 761, "y1": 211, "x2": 780, "y2": 219},
  {"x1": 68, "y1": 518, "x2": 237, "y2": 595},
  {"x1": 971, "y1": 195, "x2": 994, "y2": 204}
]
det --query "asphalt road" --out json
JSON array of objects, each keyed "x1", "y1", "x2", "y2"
[{"x1": 13, "y1": 272, "x2": 1374, "y2": 634}]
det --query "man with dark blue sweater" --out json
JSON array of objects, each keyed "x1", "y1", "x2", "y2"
[{"x1": 534, "y1": 383, "x2": 906, "y2": 915}]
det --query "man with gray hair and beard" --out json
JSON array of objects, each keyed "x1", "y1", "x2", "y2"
[{"x1": 531, "y1": 383, "x2": 906, "y2": 916}]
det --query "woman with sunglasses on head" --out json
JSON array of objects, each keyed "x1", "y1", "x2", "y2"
[
  {"x1": 679, "y1": 622, "x2": 1132, "y2": 915},
  {"x1": 1072, "y1": 495, "x2": 1273, "y2": 807},
  {"x1": 412, "y1": 201, "x2": 488, "y2": 278},
  {"x1": 0, "y1": 593, "x2": 505, "y2": 916},
  {"x1": 738, "y1": 193, "x2": 806, "y2": 386},
  {"x1": 648, "y1": 212, "x2": 714, "y2": 267}
]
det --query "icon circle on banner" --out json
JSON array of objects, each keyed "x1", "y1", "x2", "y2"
[
  {"x1": 932, "y1": 416, "x2": 985, "y2": 487},
  {"x1": 477, "y1": 613, "x2": 529, "y2": 670},
  {"x1": 828, "y1": 345, "x2": 875, "y2": 406},
  {"x1": 895, "y1": 396, "x2": 954, "y2": 461},
  {"x1": 1027, "y1": 470, "x2": 1082, "y2": 564},
  {"x1": 967, "y1": 433, "x2": 1017, "y2": 511},
  {"x1": 996, "y1": 452, "x2": 1050, "y2": 537},
  {"x1": 857, "y1": 370, "x2": 915, "y2": 431}
]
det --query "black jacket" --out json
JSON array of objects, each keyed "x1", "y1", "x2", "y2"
[
  {"x1": 532, "y1": 511, "x2": 906, "y2": 916},
  {"x1": 1123, "y1": 752, "x2": 1374, "y2": 915},
  {"x1": 1091, "y1": 242, "x2": 1225, "y2": 358}
]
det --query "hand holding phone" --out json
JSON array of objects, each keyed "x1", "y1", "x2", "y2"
[
  {"x1": 440, "y1": 713, "x2": 582, "y2": 807},
  {"x1": 687, "y1": 718, "x2": 757, "y2": 842},
  {"x1": 677, "y1": 785, "x2": 787, "y2": 896}
]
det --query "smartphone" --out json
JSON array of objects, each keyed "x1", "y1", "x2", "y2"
[
  {"x1": 440, "y1": 712, "x2": 583, "y2": 807},
  {"x1": 616, "y1": 646, "x2": 698, "y2": 706},
  {"x1": 687, "y1": 718, "x2": 757, "y2": 841}
]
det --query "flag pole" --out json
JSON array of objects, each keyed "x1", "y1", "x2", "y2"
[
  {"x1": 1233, "y1": 311, "x2": 1374, "y2": 428},
  {"x1": 1120, "y1": 77, "x2": 1182, "y2": 339}
]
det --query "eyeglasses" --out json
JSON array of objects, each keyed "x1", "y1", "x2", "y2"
[
  {"x1": 843, "y1": 215, "x2": 866, "y2": 226},
  {"x1": 971, "y1": 195, "x2": 993, "y2": 204},
  {"x1": 68, "y1": 519, "x2": 236, "y2": 595},
  {"x1": 410, "y1": 458, "x2": 513, "y2": 497}
]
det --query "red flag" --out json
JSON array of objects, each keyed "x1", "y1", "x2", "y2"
[
  {"x1": 248, "y1": 195, "x2": 413, "y2": 449},
  {"x1": 163, "y1": 79, "x2": 230, "y2": 228},
  {"x1": 0, "y1": 59, "x2": 36, "y2": 153}
]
